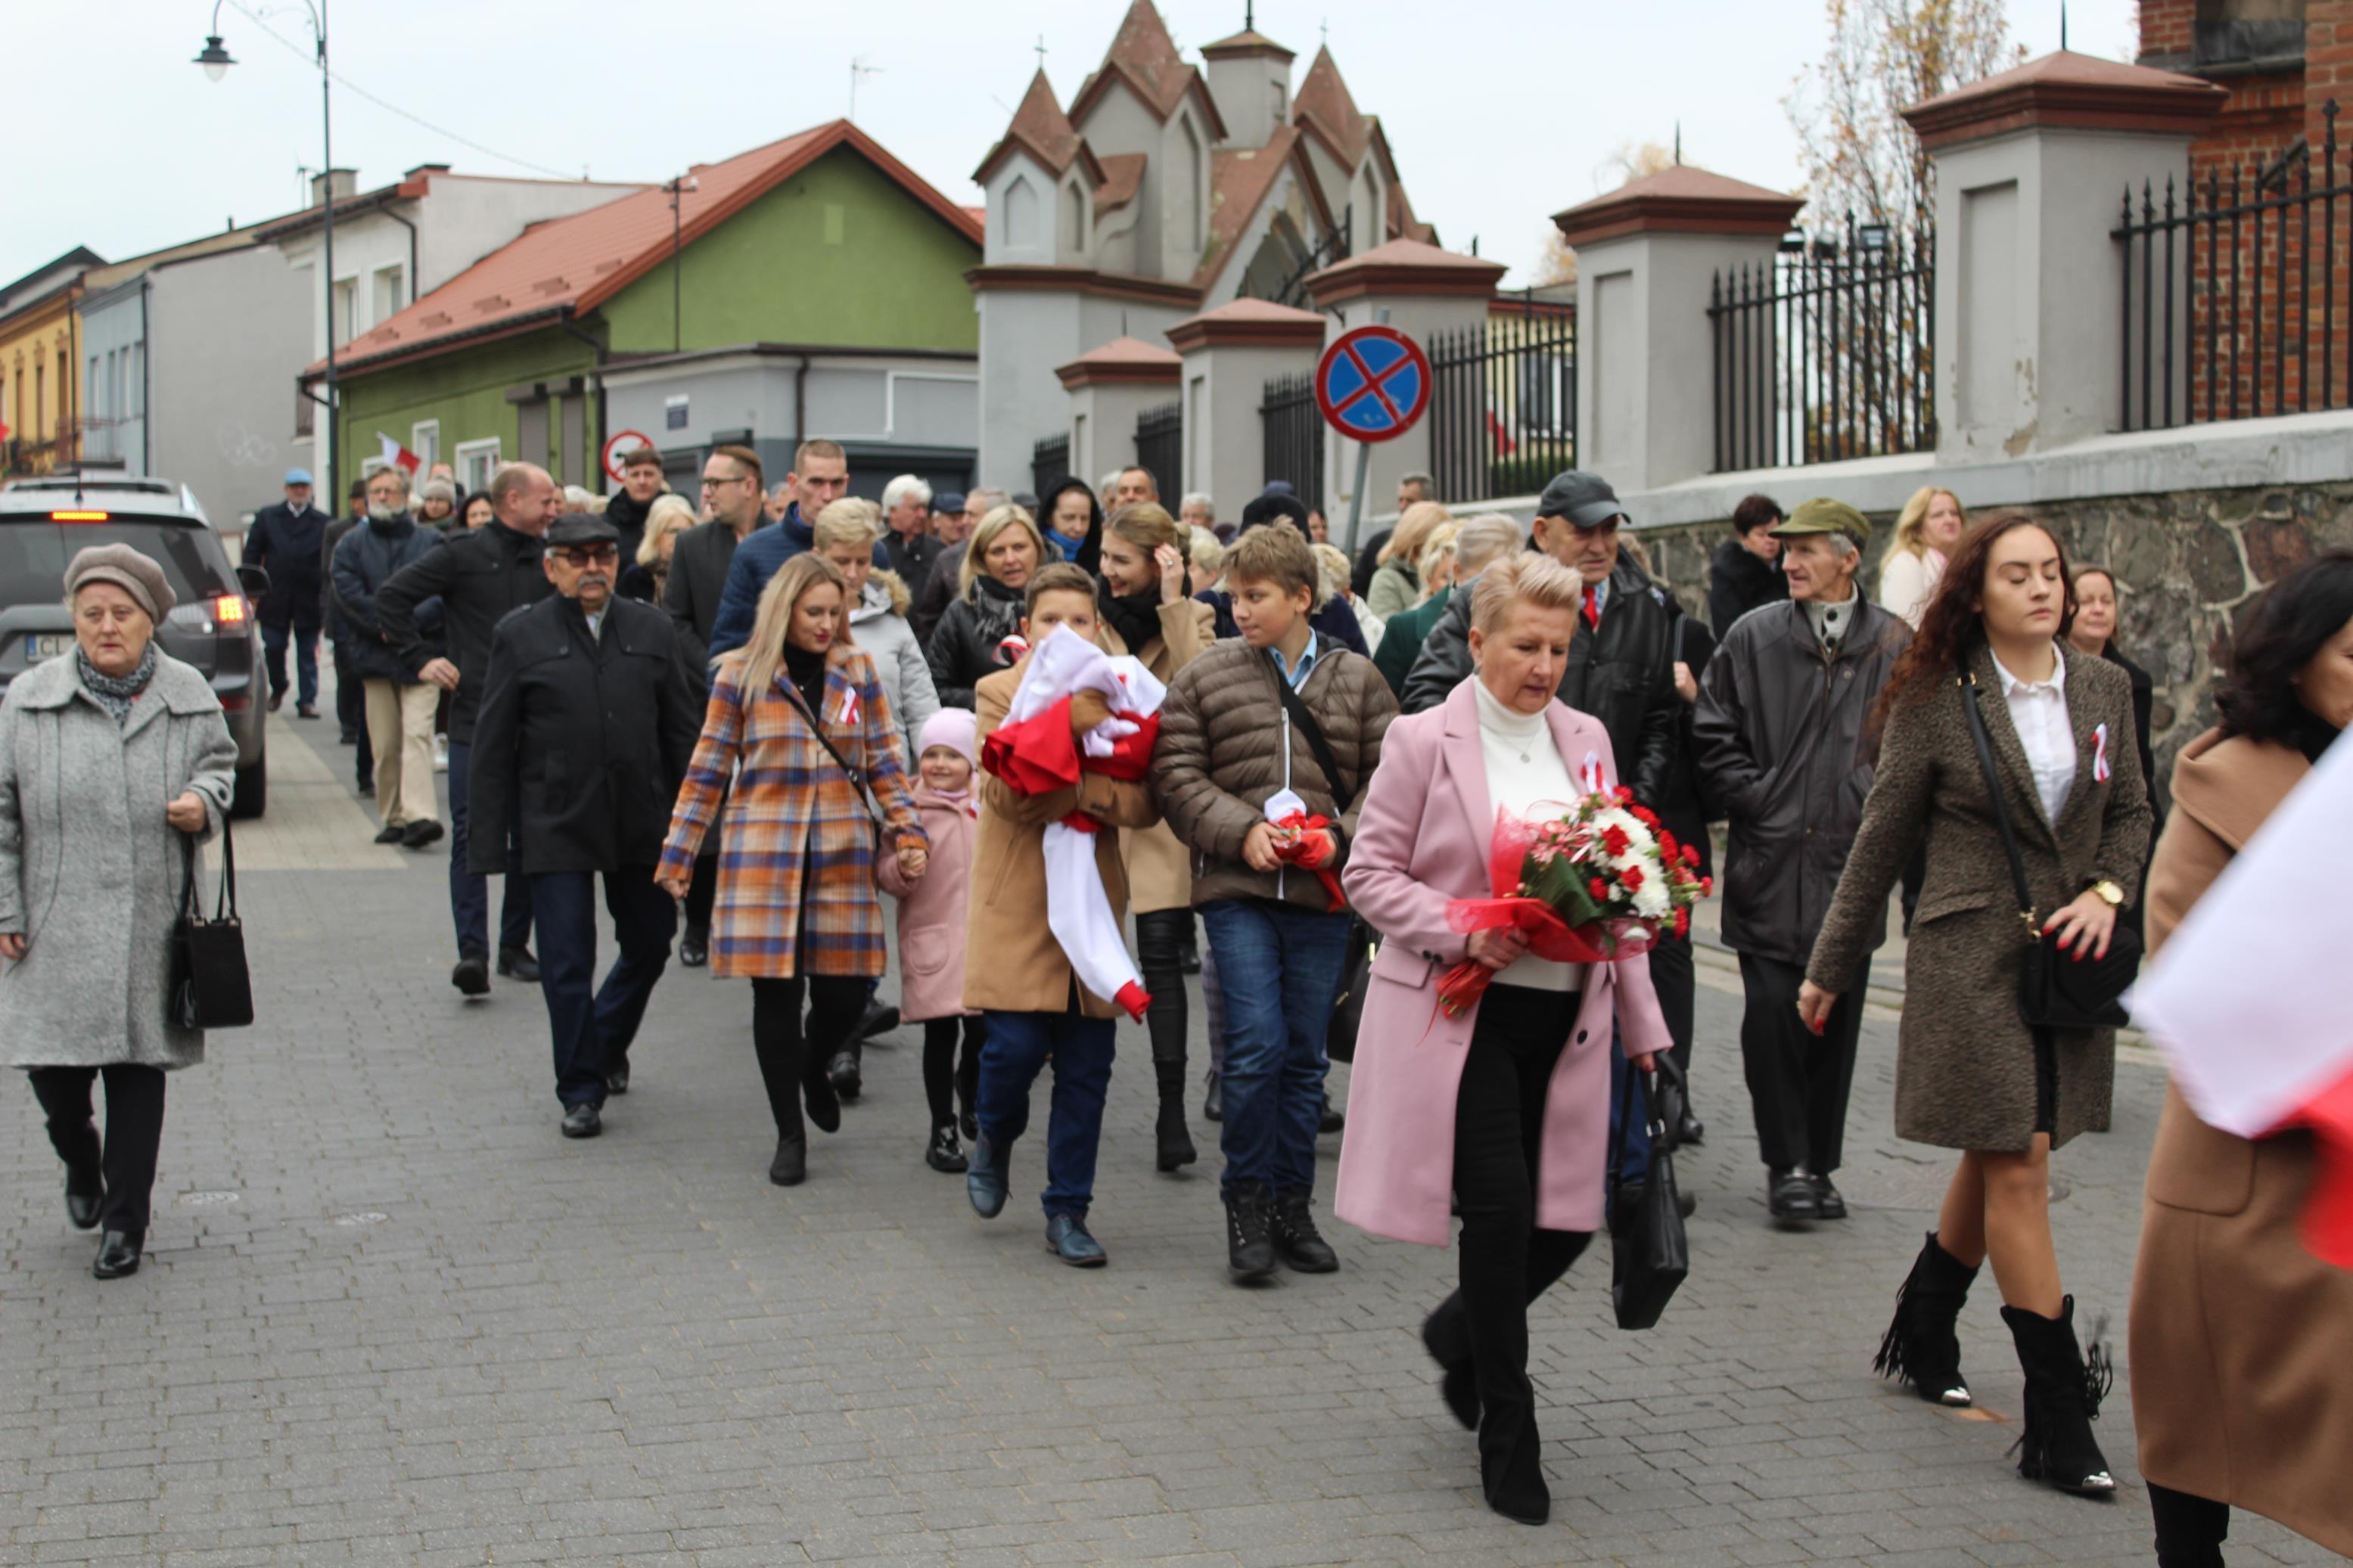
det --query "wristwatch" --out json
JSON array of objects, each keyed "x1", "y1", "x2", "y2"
[{"x1": 2087, "y1": 879, "x2": 2125, "y2": 908}]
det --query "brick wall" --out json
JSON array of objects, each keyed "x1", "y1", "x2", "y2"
[{"x1": 2139, "y1": 0, "x2": 2194, "y2": 61}]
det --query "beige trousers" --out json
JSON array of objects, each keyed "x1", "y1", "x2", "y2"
[{"x1": 364, "y1": 679, "x2": 440, "y2": 828}]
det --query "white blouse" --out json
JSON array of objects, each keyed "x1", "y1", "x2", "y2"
[
  {"x1": 1879, "y1": 547, "x2": 1944, "y2": 629},
  {"x1": 1472, "y1": 679, "x2": 1587, "y2": 995},
  {"x1": 1993, "y1": 644, "x2": 2076, "y2": 823}
]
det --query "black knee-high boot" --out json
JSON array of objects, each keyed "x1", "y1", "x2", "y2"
[
  {"x1": 2001, "y1": 1296, "x2": 2116, "y2": 1498},
  {"x1": 1136, "y1": 909, "x2": 1195, "y2": 1172},
  {"x1": 1875, "y1": 1231, "x2": 1980, "y2": 1407}
]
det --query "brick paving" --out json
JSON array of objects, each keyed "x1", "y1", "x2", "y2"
[{"x1": 0, "y1": 709, "x2": 2337, "y2": 1566}]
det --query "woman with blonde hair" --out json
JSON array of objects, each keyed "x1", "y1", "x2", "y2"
[
  {"x1": 1879, "y1": 486, "x2": 1966, "y2": 629},
  {"x1": 620, "y1": 494, "x2": 698, "y2": 607},
  {"x1": 1366, "y1": 500, "x2": 1455, "y2": 622},
  {"x1": 927, "y1": 504, "x2": 1046, "y2": 709},
  {"x1": 657, "y1": 553, "x2": 928, "y2": 1187},
  {"x1": 1186, "y1": 526, "x2": 1226, "y2": 596},
  {"x1": 810, "y1": 495, "x2": 939, "y2": 754},
  {"x1": 1314, "y1": 541, "x2": 1387, "y2": 650}
]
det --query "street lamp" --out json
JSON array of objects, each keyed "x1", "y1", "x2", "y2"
[
  {"x1": 664, "y1": 174, "x2": 698, "y2": 354},
  {"x1": 197, "y1": 0, "x2": 337, "y2": 508}
]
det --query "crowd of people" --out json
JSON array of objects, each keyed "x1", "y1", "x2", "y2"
[{"x1": 5, "y1": 441, "x2": 2348, "y2": 1558}]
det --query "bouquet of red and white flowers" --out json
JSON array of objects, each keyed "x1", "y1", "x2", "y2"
[{"x1": 1438, "y1": 786, "x2": 1713, "y2": 1019}]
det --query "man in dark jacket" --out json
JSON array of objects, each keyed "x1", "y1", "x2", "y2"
[
  {"x1": 1706, "y1": 493, "x2": 1787, "y2": 635},
  {"x1": 243, "y1": 467, "x2": 330, "y2": 717},
  {"x1": 881, "y1": 474, "x2": 946, "y2": 594},
  {"x1": 1692, "y1": 498, "x2": 1910, "y2": 1224},
  {"x1": 379, "y1": 461, "x2": 560, "y2": 997},
  {"x1": 468, "y1": 513, "x2": 701, "y2": 1138},
  {"x1": 600, "y1": 445, "x2": 667, "y2": 564},
  {"x1": 1399, "y1": 470, "x2": 1680, "y2": 810},
  {"x1": 1369, "y1": 514, "x2": 1521, "y2": 696},
  {"x1": 707, "y1": 439, "x2": 888, "y2": 659},
  {"x1": 323, "y1": 479, "x2": 374, "y2": 772},
  {"x1": 330, "y1": 466, "x2": 445, "y2": 847}
]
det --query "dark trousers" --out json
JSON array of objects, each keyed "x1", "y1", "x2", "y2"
[
  {"x1": 1649, "y1": 929, "x2": 1696, "y2": 1084},
  {"x1": 445, "y1": 741, "x2": 532, "y2": 961},
  {"x1": 685, "y1": 854, "x2": 718, "y2": 933},
  {"x1": 977, "y1": 1003, "x2": 1117, "y2": 1219},
  {"x1": 531, "y1": 868, "x2": 676, "y2": 1108},
  {"x1": 2149, "y1": 1482, "x2": 2230, "y2": 1566},
  {"x1": 1199, "y1": 897, "x2": 1351, "y2": 1199},
  {"x1": 260, "y1": 620, "x2": 320, "y2": 708},
  {"x1": 751, "y1": 974, "x2": 866, "y2": 1138},
  {"x1": 1738, "y1": 951, "x2": 1866, "y2": 1175},
  {"x1": 1133, "y1": 908, "x2": 1192, "y2": 1068},
  {"x1": 922, "y1": 1015, "x2": 984, "y2": 1129},
  {"x1": 26, "y1": 1065, "x2": 167, "y2": 1237},
  {"x1": 332, "y1": 639, "x2": 372, "y2": 782},
  {"x1": 1425, "y1": 984, "x2": 1595, "y2": 1504}
]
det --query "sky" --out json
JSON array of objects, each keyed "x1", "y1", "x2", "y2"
[{"x1": 8, "y1": 0, "x2": 2140, "y2": 293}]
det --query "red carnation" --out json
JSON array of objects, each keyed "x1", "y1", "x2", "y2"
[
  {"x1": 1619, "y1": 865, "x2": 1645, "y2": 892},
  {"x1": 1680, "y1": 843, "x2": 1702, "y2": 867},
  {"x1": 1674, "y1": 906, "x2": 1691, "y2": 938},
  {"x1": 1589, "y1": 877, "x2": 1609, "y2": 901},
  {"x1": 1615, "y1": 786, "x2": 1635, "y2": 805},
  {"x1": 1658, "y1": 830, "x2": 1679, "y2": 859},
  {"x1": 1600, "y1": 824, "x2": 1630, "y2": 858},
  {"x1": 1631, "y1": 805, "x2": 1661, "y2": 829},
  {"x1": 1699, "y1": 876, "x2": 1714, "y2": 896}
]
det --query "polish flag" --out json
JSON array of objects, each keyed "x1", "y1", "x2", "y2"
[
  {"x1": 1486, "y1": 409, "x2": 1518, "y2": 457},
  {"x1": 2129, "y1": 735, "x2": 2353, "y2": 1266},
  {"x1": 376, "y1": 433, "x2": 422, "y2": 477}
]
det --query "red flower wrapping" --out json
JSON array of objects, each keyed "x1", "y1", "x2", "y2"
[
  {"x1": 1434, "y1": 808, "x2": 1665, "y2": 1020},
  {"x1": 1270, "y1": 809, "x2": 1345, "y2": 912}
]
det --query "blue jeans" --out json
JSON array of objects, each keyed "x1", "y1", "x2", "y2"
[
  {"x1": 446, "y1": 740, "x2": 532, "y2": 961},
  {"x1": 977, "y1": 1006, "x2": 1116, "y2": 1219},
  {"x1": 261, "y1": 621, "x2": 320, "y2": 708},
  {"x1": 530, "y1": 868, "x2": 675, "y2": 1107},
  {"x1": 1198, "y1": 898, "x2": 1351, "y2": 1200}
]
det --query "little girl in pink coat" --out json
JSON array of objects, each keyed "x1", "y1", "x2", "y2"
[{"x1": 878, "y1": 709, "x2": 984, "y2": 1172}]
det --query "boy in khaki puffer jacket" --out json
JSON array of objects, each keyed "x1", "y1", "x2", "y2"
[{"x1": 1156, "y1": 524, "x2": 1397, "y2": 1282}]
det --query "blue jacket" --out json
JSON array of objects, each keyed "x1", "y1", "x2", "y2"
[
  {"x1": 330, "y1": 514, "x2": 444, "y2": 683},
  {"x1": 707, "y1": 505, "x2": 890, "y2": 660}
]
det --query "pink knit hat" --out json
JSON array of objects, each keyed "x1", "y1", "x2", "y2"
[{"x1": 916, "y1": 708, "x2": 978, "y2": 766}]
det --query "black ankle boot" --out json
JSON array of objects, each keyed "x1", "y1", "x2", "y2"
[
  {"x1": 1875, "y1": 1231, "x2": 1980, "y2": 1407},
  {"x1": 2001, "y1": 1296, "x2": 2117, "y2": 1497},
  {"x1": 1478, "y1": 1397, "x2": 1549, "y2": 1526},
  {"x1": 1224, "y1": 1181, "x2": 1276, "y2": 1280},
  {"x1": 1419, "y1": 1299, "x2": 1480, "y2": 1430},
  {"x1": 1153, "y1": 1063, "x2": 1196, "y2": 1172},
  {"x1": 1269, "y1": 1189, "x2": 1338, "y2": 1272}
]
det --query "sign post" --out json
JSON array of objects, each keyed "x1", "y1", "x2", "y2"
[
  {"x1": 1313, "y1": 318, "x2": 1430, "y2": 553},
  {"x1": 601, "y1": 428, "x2": 656, "y2": 486}
]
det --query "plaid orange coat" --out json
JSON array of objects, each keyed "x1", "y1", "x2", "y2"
[{"x1": 658, "y1": 645, "x2": 925, "y2": 980}]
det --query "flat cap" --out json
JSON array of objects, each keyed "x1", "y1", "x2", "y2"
[
  {"x1": 1776, "y1": 497, "x2": 1871, "y2": 546},
  {"x1": 546, "y1": 511, "x2": 620, "y2": 548},
  {"x1": 933, "y1": 492, "x2": 967, "y2": 514},
  {"x1": 64, "y1": 543, "x2": 176, "y2": 621}
]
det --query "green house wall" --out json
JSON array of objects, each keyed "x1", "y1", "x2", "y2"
[{"x1": 334, "y1": 328, "x2": 593, "y2": 491}]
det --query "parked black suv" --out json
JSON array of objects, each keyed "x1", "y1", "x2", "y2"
[{"x1": 0, "y1": 478, "x2": 268, "y2": 816}]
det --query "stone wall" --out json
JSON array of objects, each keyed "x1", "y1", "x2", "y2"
[{"x1": 1630, "y1": 481, "x2": 2353, "y2": 804}]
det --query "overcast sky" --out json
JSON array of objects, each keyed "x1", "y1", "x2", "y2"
[{"x1": 11, "y1": 0, "x2": 2137, "y2": 293}]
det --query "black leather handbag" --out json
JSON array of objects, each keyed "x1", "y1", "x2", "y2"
[
  {"x1": 1325, "y1": 919, "x2": 1375, "y2": 1063},
  {"x1": 169, "y1": 819, "x2": 253, "y2": 1031},
  {"x1": 1959, "y1": 671, "x2": 2142, "y2": 1031},
  {"x1": 1607, "y1": 1066, "x2": 1689, "y2": 1330}
]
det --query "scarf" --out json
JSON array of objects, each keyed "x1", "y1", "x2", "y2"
[
  {"x1": 928, "y1": 784, "x2": 979, "y2": 819},
  {"x1": 1099, "y1": 581, "x2": 1163, "y2": 655},
  {"x1": 971, "y1": 573, "x2": 1026, "y2": 647},
  {"x1": 77, "y1": 642, "x2": 160, "y2": 727}
]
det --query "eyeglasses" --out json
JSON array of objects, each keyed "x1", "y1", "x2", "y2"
[
  {"x1": 700, "y1": 475, "x2": 751, "y2": 490},
  {"x1": 555, "y1": 546, "x2": 620, "y2": 566}
]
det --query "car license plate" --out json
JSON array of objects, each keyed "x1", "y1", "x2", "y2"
[{"x1": 23, "y1": 635, "x2": 70, "y2": 663}]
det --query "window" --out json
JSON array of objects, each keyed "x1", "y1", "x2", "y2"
[
  {"x1": 331, "y1": 278, "x2": 357, "y2": 346},
  {"x1": 372, "y1": 265, "x2": 405, "y2": 324},
  {"x1": 455, "y1": 437, "x2": 501, "y2": 494},
  {"x1": 411, "y1": 419, "x2": 440, "y2": 472}
]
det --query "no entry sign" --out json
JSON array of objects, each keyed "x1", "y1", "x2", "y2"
[
  {"x1": 601, "y1": 428, "x2": 656, "y2": 483},
  {"x1": 1315, "y1": 324, "x2": 1431, "y2": 444}
]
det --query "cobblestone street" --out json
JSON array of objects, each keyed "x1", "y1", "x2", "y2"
[{"x1": 0, "y1": 710, "x2": 2334, "y2": 1566}]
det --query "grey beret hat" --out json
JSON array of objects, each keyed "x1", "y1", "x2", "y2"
[{"x1": 65, "y1": 543, "x2": 176, "y2": 621}]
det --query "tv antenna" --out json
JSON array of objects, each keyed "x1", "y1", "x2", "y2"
[{"x1": 850, "y1": 55, "x2": 882, "y2": 121}]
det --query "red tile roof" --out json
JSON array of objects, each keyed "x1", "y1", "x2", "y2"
[
  {"x1": 1200, "y1": 26, "x2": 1295, "y2": 61},
  {"x1": 1292, "y1": 46, "x2": 1369, "y2": 169},
  {"x1": 974, "y1": 71, "x2": 1098, "y2": 185},
  {"x1": 1068, "y1": 1, "x2": 1227, "y2": 139},
  {"x1": 1054, "y1": 334, "x2": 1183, "y2": 389},
  {"x1": 318, "y1": 120, "x2": 982, "y2": 377},
  {"x1": 1195, "y1": 125, "x2": 1329, "y2": 290},
  {"x1": 1903, "y1": 48, "x2": 2225, "y2": 148},
  {"x1": 1094, "y1": 154, "x2": 1147, "y2": 215}
]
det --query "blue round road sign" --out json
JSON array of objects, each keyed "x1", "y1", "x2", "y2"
[{"x1": 1314, "y1": 324, "x2": 1431, "y2": 444}]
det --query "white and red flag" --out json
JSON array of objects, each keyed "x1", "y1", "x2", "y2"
[
  {"x1": 375, "y1": 433, "x2": 422, "y2": 477},
  {"x1": 2129, "y1": 735, "x2": 2353, "y2": 1266}
]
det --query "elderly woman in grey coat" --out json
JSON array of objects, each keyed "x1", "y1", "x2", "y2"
[{"x1": 1, "y1": 544, "x2": 237, "y2": 1279}]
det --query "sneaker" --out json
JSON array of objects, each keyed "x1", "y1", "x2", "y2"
[
  {"x1": 451, "y1": 955, "x2": 491, "y2": 997},
  {"x1": 966, "y1": 1132, "x2": 1009, "y2": 1219},
  {"x1": 1224, "y1": 1180, "x2": 1277, "y2": 1281},
  {"x1": 925, "y1": 1126, "x2": 968, "y2": 1173},
  {"x1": 402, "y1": 818, "x2": 444, "y2": 849},
  {"x1": 1269, "y1": 1189, "x2": 1339, "y2": 1273},
  {"x1": 561, "y1": 1103, "x2": 601, "y2": 1139},
  {"x1": 1044, "y1": 1213, "x2": 1107, "y2": 1267}
]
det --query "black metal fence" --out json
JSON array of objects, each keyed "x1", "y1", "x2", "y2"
[
  {"x1": 1425, "y1": 291, "x2": 1577, "y2": 502},
  {"x1": 1708, "y1": 220, "x2": 1935, "y2": 470},
  {"x1": 1031, "y1": 433, "x2": 1069, "y2": 498},
  {"x1": 2117, "y1": 98, "x2": 2351, "y2": 430},
  {"x1": 1134, "y1": 399, "x2": 1182, "y2": 505},
  {"x1": 1260, "y1": 371, "x2": 1323, "y2": 506}
]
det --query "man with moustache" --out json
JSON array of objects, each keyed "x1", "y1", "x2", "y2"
[{"x1": 468, "y1": 512, "x2": 701, "y2": 1137}]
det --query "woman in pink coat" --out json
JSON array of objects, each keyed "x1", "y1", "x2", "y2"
[
  {"x1": 1337, "y1": 552, "x2": 1671, "y2": 1528},
  {"x1": 878, "y1": 709, "x2": 984, "y2": 1173}
]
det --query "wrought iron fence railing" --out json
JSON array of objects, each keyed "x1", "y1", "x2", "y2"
[
  {"x1": 1708, "y1": 219, "x2": 1935, "y2": 470},
  {"x1": 1134, "y1": 400, "x2": 1182, "y2": 507},
  {"x1": 1425, "y1": 290, "x2": 1577, "y2": 502},
  {"x1": 1031, "y1": 433, "x2": 1070, "y2": 501},
  {"x1": 1259, "y1": 371, "x2": 1323, "y2": 508}
]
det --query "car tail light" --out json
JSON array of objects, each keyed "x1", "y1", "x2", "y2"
[
  {"x1": 219, "y1": 693, "x2": 250, "y2": 713},
  {"x1": 51, "y1": 510, "x2": 110, "y2": 522},
  {"x1": 213, "y1": 594, "x2": 248, "y2": 626}
]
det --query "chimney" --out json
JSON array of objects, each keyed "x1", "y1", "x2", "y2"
[
  {"x1": 403, "y1": 162, "x2": 452, "y2": 181},
  {"x1": 309, "y1": 167, "x2": 358, "y2": 206}
]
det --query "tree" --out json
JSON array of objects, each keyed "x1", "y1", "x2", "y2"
[
  {"x1": 1785, "y1": 0, "x2": 2022, "y2": 236},
  {"x1": 1533, "y1": 140, "x2": 1679, "y2": 287}
]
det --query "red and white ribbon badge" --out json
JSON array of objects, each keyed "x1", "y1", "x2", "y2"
[
  {"x1": 834, "y1": 688, "x2": 861, "y2": 728},
  {"x1": 2092, "y1": 722, "x2": 2110, "y2": 783}
]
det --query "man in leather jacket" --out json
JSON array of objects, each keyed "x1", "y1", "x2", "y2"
[
  {"x1": 1399, "y1": 470, "x2": 1679, "y2": 811},
  {"x1": 1692, "y1": 497, "x2": 1910, "y2": 1225}
]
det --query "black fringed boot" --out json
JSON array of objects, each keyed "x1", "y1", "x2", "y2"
[
  {"x1": 1874, "y1": 1231, "x2": 1981, "y2": 1407},
  {"x1": 2000, "y1": 1295, "x2": 2118, "y2": 1498}
]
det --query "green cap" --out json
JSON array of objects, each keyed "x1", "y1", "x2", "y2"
[{"x1": 1776, "y1": 497, "x2": 1870, "y2": 546}]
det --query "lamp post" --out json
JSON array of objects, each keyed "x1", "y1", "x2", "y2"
[
  {"x1": 197, "y1": 0, "x2": 336, "y2": 508},
  {"x1": 663, "y1": 175, "x2": 698, "y2": 354}
]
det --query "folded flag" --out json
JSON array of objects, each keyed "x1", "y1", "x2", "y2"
[{"x1": 2128, "y1": 735, "x2": 2353, "y2": 1267}]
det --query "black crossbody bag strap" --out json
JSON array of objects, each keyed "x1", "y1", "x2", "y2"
[
  {"x1": 779, "y1": 681, "x2": 887, "y2": 831},
  {"x1": 1273, "y1": 677, "x2": 1357, "y2": 812},
  {"x1": 1958, "y1": 670, "x2": 2040, "y2": 941}
]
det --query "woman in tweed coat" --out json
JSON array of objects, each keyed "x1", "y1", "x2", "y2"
[
  {"x1": 658, "y1": 553, "x2": 927, "y2": 1188},
  {"x1": 1802, "y1": 516, "x2": 2151, "y2": 1501}
]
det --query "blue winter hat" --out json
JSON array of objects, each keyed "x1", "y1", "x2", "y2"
[{"x1": 284, "y1": 467, "x2": 314, "y2": 486}]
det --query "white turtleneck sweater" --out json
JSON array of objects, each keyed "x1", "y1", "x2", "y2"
[{"x1": 1472, "y1": 678, "x2": 1587, "y2": 995}]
